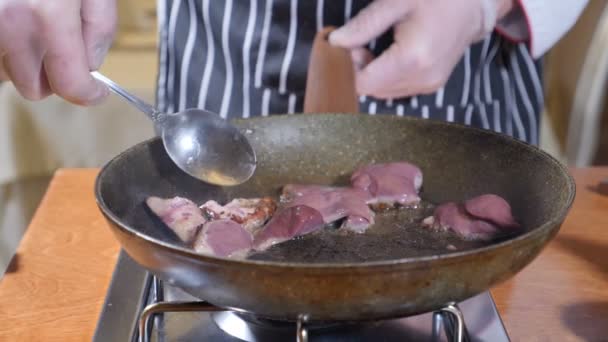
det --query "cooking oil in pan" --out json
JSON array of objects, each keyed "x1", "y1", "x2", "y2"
[
  {"x1": 197, "y1": 170, "x2": 240, "y2": 187},
  {"x1": 248, "y1": 201, "x2": 492, "y2": 264}
]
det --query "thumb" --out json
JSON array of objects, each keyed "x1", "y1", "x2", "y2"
[
  {"x1": 328, "y1": 0, "x2": 414, "y2": 48},
  {"x1": 82, "y1": 0, "x2": 117, "y2": 70},
  {"x1": 350, "y1": 47, "x2": 374, "y2": 72}
]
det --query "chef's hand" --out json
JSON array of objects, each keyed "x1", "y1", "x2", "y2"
[
  {"x1": 0, "y1": 0, "x2": 116, "y2": 105},
  {"x1": 329, "y1": 0, "x2": 515, "y2": 99}
]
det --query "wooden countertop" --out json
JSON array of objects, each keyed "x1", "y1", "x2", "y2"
[{"x1": 0, "y1": 168, "x2": 606, "y2": 341}]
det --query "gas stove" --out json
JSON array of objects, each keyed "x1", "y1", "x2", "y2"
[{"x1": 93, "y1": 252, "x2": 510, "y2": 342}]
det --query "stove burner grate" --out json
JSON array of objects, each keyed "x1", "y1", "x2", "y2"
[{"x1": 137, "y1": 276, "x2": 469, "y2": 342}]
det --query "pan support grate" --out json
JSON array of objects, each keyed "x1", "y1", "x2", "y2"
[{"x1": 137, "y1": 276, "x2": 469, "y2": 342}]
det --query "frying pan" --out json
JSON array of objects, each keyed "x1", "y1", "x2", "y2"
[{"x1": 94, "y1": 29, "x2": 575, "y2": 322}]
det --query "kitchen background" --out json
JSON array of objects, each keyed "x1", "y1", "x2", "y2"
[{"x1": 0, "y1": 0, "x2": 606, "y2": 275}]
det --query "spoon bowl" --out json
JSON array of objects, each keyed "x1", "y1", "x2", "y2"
[
  {"x1": 91, "y1": 72, "x2": 256, "y2": 186},
  {"x1": 160, "y1": 109, "x2": 256, "y2": 186}
]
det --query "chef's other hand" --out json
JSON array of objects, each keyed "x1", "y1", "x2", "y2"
[
  {"x1": 329, "y1": 0, "x2": 515, "y2": 99},
  {"x1": 0, "y1": 0, "x2": 116, "y2": 105}
]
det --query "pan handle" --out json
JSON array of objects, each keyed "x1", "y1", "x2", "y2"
[{"x1": 303, "y1": 27, "x2": 359, "y2": 114}]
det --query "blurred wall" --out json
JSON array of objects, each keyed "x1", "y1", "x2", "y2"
[{"x1": 543, "y1": 0, "x2": 608, "y2": 163}]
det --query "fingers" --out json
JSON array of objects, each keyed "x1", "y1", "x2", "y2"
[
  {"x1": 0, "y1": 1, "x2": 109, "y2": 105},
  {"x1": 0, "y1": 2, "x2": 51, "y2": 99},
  {"x1": 355, "y1": 44, "x2": 408, "y2": 97},
  {"x1": 354, "y1": 18, "x2": 455, "y2": 99},
  {"x1": 40, "y1": 2, "x2": 109, "y2": 105},
  {"x1": 82, "y1": 0, "x2": 117, "y2": 70},
  {"x1": 3, "y1": 51, "x2": 52, "y2": 100},
  {"x1": 329, "y1": 0, "x2": 415, "y2": 48}
]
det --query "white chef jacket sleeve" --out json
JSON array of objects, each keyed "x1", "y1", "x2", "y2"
[{"x1": 495, "y1": 0, "x2": 589, "y2": 58}]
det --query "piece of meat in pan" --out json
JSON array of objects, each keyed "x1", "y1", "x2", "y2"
[
  {"x1": 281, "y1": 185, "x2": 375, "y2": 233},
  {"x1": 147, "y1": 196, "x2": 267, "y2": 258},
  {"x1": 351, "y1": 162, "x2": 423, "y2": 209},
  {"x1": 253, "y1": 205, "x2": 325, "y2": 251},
  {"x1": 464, "y1": 194, "x2": 520, "y2": 228},
  {"x1": 423, "y1": 194, "x2": 520, "y2": 241},
  {"x1": 281, "y1": 184, "x2": 338, "y2": 201},
  {"x1": 200, "y1": 197, "x2": 277, "y2": 233},
  {"x1": 193, "y1": 219, "x2": 253, "y2": 258},
  {"x1": 146, "y1": 196, "x2": 207, "y2": 244},
  {"x1": 422, "y1": 202, "x2": 499, "y2": 241}
]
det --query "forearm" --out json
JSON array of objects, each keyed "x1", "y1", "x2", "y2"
[{"x1": 495, "y1": 0, "x2": 589, "y2": 58}]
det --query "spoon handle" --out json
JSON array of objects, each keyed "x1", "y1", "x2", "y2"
[{"x1": 91, "y1": 71, "x2": 164, "y2": 122}]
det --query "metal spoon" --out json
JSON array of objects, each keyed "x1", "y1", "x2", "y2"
[{"x1": 91, "y1": 71, "x2": 256, "y2": 186}]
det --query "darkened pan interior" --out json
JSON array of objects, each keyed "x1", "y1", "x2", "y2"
[{"x1": 96, "y1": 114, "x2": 575, "y2": 321}]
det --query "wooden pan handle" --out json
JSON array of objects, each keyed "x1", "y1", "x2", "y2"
[{"x1": 303, "y1": 27, "x2": 359, "y2": 114}]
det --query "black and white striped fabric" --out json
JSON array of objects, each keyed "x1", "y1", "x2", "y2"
[{"x1": 155, "y1": 0, "x2": 543, "y2": 145}]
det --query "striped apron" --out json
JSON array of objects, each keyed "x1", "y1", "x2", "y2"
[{"x1": 155, "y1": 0, "x2": 543, "y2": 145}]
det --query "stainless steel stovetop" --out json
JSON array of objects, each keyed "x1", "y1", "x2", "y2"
[{"x1": 93, "y1": 251, "x2": 510, "y2": 342}]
